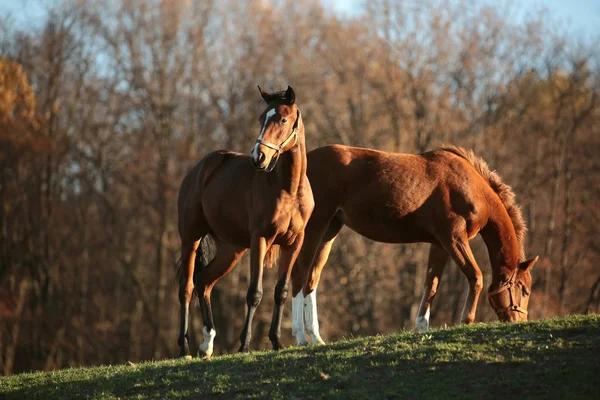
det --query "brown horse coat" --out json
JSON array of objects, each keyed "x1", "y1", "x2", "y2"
[
  {"x1": 176, "y1": 86, "x2": 314, "y2": 358},
  {"x1": 291, "y1": 145, "x2": 538, "y2": 344}
]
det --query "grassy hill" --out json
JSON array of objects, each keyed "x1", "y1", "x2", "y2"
[{"x1": 1, "y1": 314, "x2": 599, "y2": 399}]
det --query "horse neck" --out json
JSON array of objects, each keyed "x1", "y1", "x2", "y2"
[
  {"x1": 273, "y1": 133, "x2": 307, "y2": 196},
  {"x1": 480, "y1": 207, "x2": 522, "y2": 285}
]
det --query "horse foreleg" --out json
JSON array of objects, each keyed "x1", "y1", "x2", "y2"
[
  {"x1": 415, "y1": 243, "x2": 450, "y2": 333},
  {"x1": 196, "y1": 240, "x2": 246, "y2": 359},
  {"x1": 302, "y1": 217, "x2": 343, "y2": 345},
  {"x1": 291, "y1": 265, "x2": 308, "y2": 345},
  {"x1": 178, "y1": 240, "x2": 199, "y2": 359},
  {"x1": 269, "y1": 232, "x2": 304, "y2": 350},
  {"x1": 239, "y1": 234, "x2": 267, "y2": 352},
  {"x1": 291, "y1": 221, "x2": 329, "y2": 346},
  {"x1": 441, "y1": 234, "x2": 483, "y2": 325}
]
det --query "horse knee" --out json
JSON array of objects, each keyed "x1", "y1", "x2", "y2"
[
  {"x1": 179, "y1": 282, "x2": 194, "y2": 303},
  {"x1": 274, "y1": 280, "x2": 289, "y2": 305},
  {"x1": 470, "y1": 274, "x2": 483, "y2": 292},
  {"x1": 246, "y1": 285, "x2": 263, "y2": 308},
  {"x1": 423, "y1": 282, "x2": 436, "y2": 297}
]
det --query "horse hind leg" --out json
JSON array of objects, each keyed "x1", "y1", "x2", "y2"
[
  {"x1": 290, "y1": 261, "x2": 309, "y2": 345},
  {"x1": 178, "y1": 240, "x2": 200, "y2": 359},
  {"x1": 290, "y1": 222, "x2": 330, "y2": 346},
  {"x1": 303, "y1": 216, "x2": 343, "y2": 345},
  {"x1": 415, "y1": 243, "x2": 450, "y2": 333},
  {"x1": 195, "y1": 239, "x2": 246, "y2": 359},
  {"x1": 439, "y1": 231, "x2": 484, "y2": 325}
]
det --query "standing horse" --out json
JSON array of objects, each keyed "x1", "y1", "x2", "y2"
[
  {"x1": 176, "y1": 86, "x2": 314, "y2": 359},
  {"x1": 291, "y1": 145, "x2": 538, "y2": 345}
]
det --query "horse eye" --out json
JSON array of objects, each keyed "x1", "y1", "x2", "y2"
[
  {"x1": 522, "y1": 287, "x2": 529, "y2": 297},
  {"x1": 281, "y1": 118, "x2": 288, "y2": 124}
]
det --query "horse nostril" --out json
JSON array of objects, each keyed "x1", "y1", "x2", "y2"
[{"x1": 258, "y1": 151, "x2": 266, "y2": 164}]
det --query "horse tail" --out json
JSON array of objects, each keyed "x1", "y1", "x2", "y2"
[
  {"x1": 440, "y1": 145, "x2": 526, "y2": 260},
  {"x1": 264, "y1": 245, "x2": 280, "y2": 268}
]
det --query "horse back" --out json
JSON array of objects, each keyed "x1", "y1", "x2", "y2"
[{"x1": 306, "y1": 145, "x2": 495, "y2": 243}]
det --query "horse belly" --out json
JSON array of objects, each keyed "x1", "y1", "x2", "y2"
[
  {"x1": 202, "y1": 187, "x2": 252, "y2": 248},
  {"x1": 340, "y1": 207, "x2": 435, "y2": 244}
]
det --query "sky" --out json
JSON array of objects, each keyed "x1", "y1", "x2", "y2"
[
  {"x1": 327, "y1": 0, "x2": 600, "y2": 37},
  {"x1": 1, "y1": 0, "x2": 599, "y2": 38}
]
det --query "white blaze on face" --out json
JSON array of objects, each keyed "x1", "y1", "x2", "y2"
[
  {"x1": 198, "y1": 326, "x2": 216, "y2": 357},
  {"x1": 251, "y1": 108, "x2": 277, "y2": 162},
  {"x1": 304, "y1": 287, "x2": 325, "y2": 345},
  {"x1": 292, "y1": 292, "x2": 309, "y2": 345}
]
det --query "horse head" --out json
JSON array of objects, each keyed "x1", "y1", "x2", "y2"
[
  {"x1": 488, "y1": 256, "x2": 538, "y2": 322},
  {"x1": 251, "y1": 85, "x2": 302, "y2": 172}
]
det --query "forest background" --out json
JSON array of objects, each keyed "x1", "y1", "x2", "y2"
[{"x1": 0, "y1": 0, "x2": 598, "y2": 375}]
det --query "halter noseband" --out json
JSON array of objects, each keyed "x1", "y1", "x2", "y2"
[
  {"x1": 487, "y1": 269, "x2": 528, "y2": 316},
  {"x1": 255, "y1": 109, "x2": 300, "y2": 172}
]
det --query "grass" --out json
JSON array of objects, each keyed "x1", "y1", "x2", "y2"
[{"x1": 1, "y1": 314, "x2": 599, "y2": 399}]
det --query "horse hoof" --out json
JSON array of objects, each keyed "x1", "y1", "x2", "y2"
[
  {"x1": 309, "y1": 334, "x2": 326, "y2": 345},
  {"x1": 182, "y1": 355, "x2": 193, "y2": 360},
  {"x1": 415, "y1": 317, "x2": 429, "y2": 333},
  {"x1": 293, "y1": 331, "x2": 310, "y2": 346},
  {"x1": 198, "y1": 348, "x2": 213, "y2": 360},
  {"x1": 272, "y1": 342, "x2": 286, "y2": 351}
]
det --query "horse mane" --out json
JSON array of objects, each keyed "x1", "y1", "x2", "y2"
[{"x1": 440, "y1": 145, "x2": 526, "y2": 260}]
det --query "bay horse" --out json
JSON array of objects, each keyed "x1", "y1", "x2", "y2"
[
  {"x1": 290, "y1": 145, "x2": 539, "y2": 345},
  {"x1": 176, "y1": 86, "x2": 314, "y2": 359}
]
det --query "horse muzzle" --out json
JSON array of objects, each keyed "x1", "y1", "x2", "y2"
[{"x1": 251, "y1": 143, "x2": 279, "y2": 172}]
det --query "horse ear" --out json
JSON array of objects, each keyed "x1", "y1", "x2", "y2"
[
  {"x1": 519, "y1": 255, "x2": 539, "y2": 272},
  {"x1": 285, "y1": 85, "x2": 296, "y2": 105},
  {"x1": 258, "y1": 85, "x2": 272, "y2": 104}
]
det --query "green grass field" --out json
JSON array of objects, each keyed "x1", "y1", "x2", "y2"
[{"x1": 1, "y1": 314, "x2": 599, "y2": 399}]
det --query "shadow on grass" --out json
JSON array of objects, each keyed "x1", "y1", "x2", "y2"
[{"x1": 4, "y1": 327, "x2": 600, "y2": 400}]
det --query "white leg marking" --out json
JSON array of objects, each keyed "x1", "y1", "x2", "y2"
[
  {"x1": 292, "y1": 292, "x2": 309, "y2": 345},
  {"x1": 415, "y1": 308, "x2": 430, "y2": 333},
  {"x1": 304, "y1": 287, "x2": 325, "y2": 345},
  {"x1": 199, "y1": 326, "x2": 216, "y2": 358}
]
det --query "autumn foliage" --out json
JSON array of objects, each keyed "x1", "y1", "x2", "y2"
[{"x1": 0, "y1": 0, "x2": 598, "y2": 375}]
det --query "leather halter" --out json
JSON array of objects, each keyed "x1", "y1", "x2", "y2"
[
  {"x1": 488, "y1": 269, "x2": 528, "y2": 316},
  {"x1": 255, "y1": 109, "x2": 300, "y2": 172}
]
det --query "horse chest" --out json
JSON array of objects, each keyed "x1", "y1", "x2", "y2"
[
  {"x1": 270, "y1": 208, "x2": 301, "y2": 242},
  {"x1": 262, "y1": 198, "x2": 308, "y2": 245}
]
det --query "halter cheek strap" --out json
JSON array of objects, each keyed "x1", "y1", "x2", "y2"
[
  {"x1": 488, "y1": 269, "x2": 528, "y2": 316},
  {"x1": 255, "y1": 110, "x2": 300, "y2": 171}
]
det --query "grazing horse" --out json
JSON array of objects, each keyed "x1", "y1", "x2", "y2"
[
  {"x1": 176, "y1": 86, "x2": 314, "y2": 359},
  {"x1": 290, "y1": 145, "x2": 538, "y2": 345}
]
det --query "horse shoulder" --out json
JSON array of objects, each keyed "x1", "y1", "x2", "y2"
[{"x1": 432, "y1": 152, "x2": 494, "y2": 235}]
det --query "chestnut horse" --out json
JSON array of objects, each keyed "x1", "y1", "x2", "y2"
[
  {"x1": 290, "y1": 145, "x2": 539, "y2": 345},
  {"x1": 177, "y1": 86, "x2": 313, "y2": 358}
]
